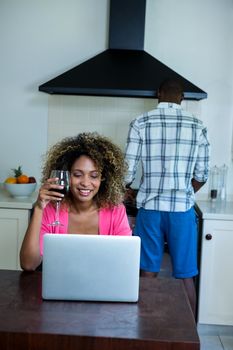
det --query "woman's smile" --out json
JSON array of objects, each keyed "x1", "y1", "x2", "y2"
[{"x1": 78, "y1": 188, "x2": 92, "y2": 197}]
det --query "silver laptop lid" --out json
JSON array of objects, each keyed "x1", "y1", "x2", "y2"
[{"x1": 42, "y1": 234, "x2": 141, "y2": 302}]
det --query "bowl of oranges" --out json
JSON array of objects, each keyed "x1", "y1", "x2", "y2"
[{"x1": 4, "y1": 166, "x2": 37, "y2": 198}]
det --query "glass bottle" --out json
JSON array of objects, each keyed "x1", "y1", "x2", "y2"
[
  {"x1": 219, "y1": 164, "x2": 228, "y2": 201},
  {"x1": 209, "y1": 166, "x2": 220, "y2": 201}
]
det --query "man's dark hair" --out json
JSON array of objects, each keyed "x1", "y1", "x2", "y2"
[{"x1": 159, "y1": 78, "x2": 184, "y2": 95}]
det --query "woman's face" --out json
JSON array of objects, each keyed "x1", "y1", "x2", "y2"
[{"x1": 69, "y1": 155, "x2": 102, "y2": 204}]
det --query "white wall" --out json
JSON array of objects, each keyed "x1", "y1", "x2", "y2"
[
  {"x1": 145, "y1": 0, "x2": 233, "y2": 199},
  {"x1": 0, "y1": 0, "x2": 108, "y2": 182},
  {"x1": 0, "y1": 0, "x2": 233, "y2": 198}
]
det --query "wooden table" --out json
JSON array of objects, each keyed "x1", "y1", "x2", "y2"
[{"x1": 0, "y1": 270, "x2": 199, "y2": 350}]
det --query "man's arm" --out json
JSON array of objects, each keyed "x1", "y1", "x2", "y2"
[
  {"x1": 191, "y1": 178, "x2": 206, "y2": 193},
  {"x1": 124, "y1": 120, "x2": 142, "y2": 186},
  {"x1": 192, "y1": 126, "x2": 210, "y2": 193}
]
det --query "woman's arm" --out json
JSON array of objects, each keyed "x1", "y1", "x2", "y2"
[
  {"x1": 20, "y1": 177, "x2": 65, "y2": 271},
  {"x1": 20, "y1": 204, "x2": 43, "y2": 271}
]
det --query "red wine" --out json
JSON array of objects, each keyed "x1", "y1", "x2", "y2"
[
  {"x1": 49, "y1": 186, "x2": 69, "y2": 196},
  {"x1": 55, "y1": 187, "x2": 68, "y2": 196}
]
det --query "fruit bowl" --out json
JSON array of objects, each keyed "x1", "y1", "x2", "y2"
[{"x1": 4, "y1": 183, "x2": 37, "y2": 198}]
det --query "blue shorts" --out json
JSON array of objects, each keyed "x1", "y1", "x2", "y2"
[{"x1": 134, "y1": 207, "x2": 198, "y2": 278}]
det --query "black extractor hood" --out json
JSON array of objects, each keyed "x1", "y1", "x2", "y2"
[{"x1": 39, "y1": 0, "x2": 207, "y2": 100}]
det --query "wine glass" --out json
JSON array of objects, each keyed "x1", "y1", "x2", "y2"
[{"x1": 49, "y1": 170, "x2": 70, "y2": 226}]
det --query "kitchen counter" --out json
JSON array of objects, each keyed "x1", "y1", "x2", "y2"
[
  {"x1": 0, "y1": 270, "x2": 200, "y2": 350},
  {"x1": 0, "y1": 185, "x2": 37, "y2": 269},
  {"x1": 0, "y1": 184, "x2": 37, "y2": 209},
  {"x1": 196, "y1": 200, "x2": 233, "y2": 221}
]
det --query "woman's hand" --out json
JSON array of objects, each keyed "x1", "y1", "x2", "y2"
[{"x1": 35, "y1": 177, "x2": 65, "y2": 210}]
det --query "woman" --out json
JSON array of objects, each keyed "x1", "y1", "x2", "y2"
[{"x1": 20, "y1": 132, "x2": 132, "y2": 271}]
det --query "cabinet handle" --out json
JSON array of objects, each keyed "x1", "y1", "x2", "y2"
[{"x1": 205, "y1": 234, "x2": 212, "y2": 240}]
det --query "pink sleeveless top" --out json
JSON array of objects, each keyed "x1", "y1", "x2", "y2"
[{"x1": 39, "y1": 203, "x2": 132, "y2": 255}]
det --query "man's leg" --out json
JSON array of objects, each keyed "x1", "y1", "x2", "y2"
[
  {"x1": 140, "y1": 270, "x2": 158, "y2": 277},
  {"x1": 134, "y1": 208, "x2": 164, "y2": 276},
  {"x1": 166, "y1": 208, "x2": 198, "y2": 318}
]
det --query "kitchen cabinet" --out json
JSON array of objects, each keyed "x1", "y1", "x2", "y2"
[
  {"x1": 197, "y1": 200, "x2": 233, "y2": 326},
  {"x1": 0, "y1": 185, "x2": 36, "y2": 270},
  {"x1": 0, "y1": 208, "x2": 30, "y2": 269}
]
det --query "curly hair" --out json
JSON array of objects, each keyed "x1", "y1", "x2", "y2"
[{"x1": 41, "y1": 132, "x2": 128, "y2": 208}]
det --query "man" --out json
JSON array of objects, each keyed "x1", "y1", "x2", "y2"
[{"x1": 124, "y1": 79, "x2": 210, "y2": 315}]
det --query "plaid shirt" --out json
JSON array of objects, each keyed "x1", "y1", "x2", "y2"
[{"x1": 124, "y1": 102, "x2": 210, "y2": 212}]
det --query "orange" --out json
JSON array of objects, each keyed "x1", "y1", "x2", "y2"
[
  {"x1": 17, "y1": 174, "x2": 29, "y2": 184},
  {"x1": 5, "y1": 177, "x2": 17, "y2": 184}
]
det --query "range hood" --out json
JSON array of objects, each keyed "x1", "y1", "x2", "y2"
[{"x1": 39, "y1": 0, "x2": 207, "y2": 101}]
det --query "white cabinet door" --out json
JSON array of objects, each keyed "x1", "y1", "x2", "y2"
[
  {"x1": 198, "y1": 219, "x2": 233, "y2": 325},
  {"x1": 0, "y1": 209, "x2": 29, "y2": 270}
]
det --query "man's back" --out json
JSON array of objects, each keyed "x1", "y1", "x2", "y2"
[{"x1": 125, "y1": 102, "x2": 209, "y2": 211}]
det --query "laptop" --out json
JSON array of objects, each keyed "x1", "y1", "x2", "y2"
[{"x1": 42, "y1": 234, "x2": 141, "y2": 302}]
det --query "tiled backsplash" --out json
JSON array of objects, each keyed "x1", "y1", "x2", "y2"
[
  {"x1": 48, "y1": 95, "x2": 156, "y2": 148},
  {"x1": 48, "y1": 95, "x2": 201, "y2": 147},
  {"x1": 48, "y1": 95, "x2": 202, "y2": 188}
]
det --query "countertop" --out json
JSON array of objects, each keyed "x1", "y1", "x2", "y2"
[
  {"x1": 0, "y1": 184, "x2": 37, "y2": 209},
  {"x1": 0, "y1": 271, "x2": 199, "y2": 350},
  {"x1": 196, "y1": 200, "x2": 233, "y2": 221},
  {"x1": 0, "y1": 184, "x2": 233, "y2": 220}
]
